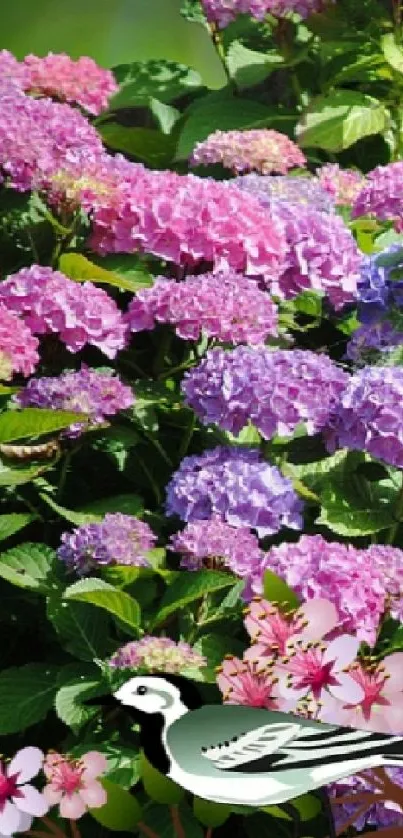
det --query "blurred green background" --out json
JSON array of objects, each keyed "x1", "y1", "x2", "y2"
[{"x1": 1, "y1": 0, "x2": 225, "y2": 88}]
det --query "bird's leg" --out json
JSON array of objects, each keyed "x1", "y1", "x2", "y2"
[
  {"x1": 315, "y1": 787, "x2": 336, "y2": 838},
  {"x1": 279, "y1": 802, "x2": 301, "y2": 838}
]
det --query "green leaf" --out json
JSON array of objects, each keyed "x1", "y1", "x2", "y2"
[
  {"x1": 150, "y1": 98, "x2": 180, "y2": 134},
  {"x1": 0, "y1": 408, "x2": 87, "y2": 443},
  {"x1": 193, "y1": 797, "x2": 231, "y2": 827},
  {"x1": 0, "y1": 513, "x2": 34, "y2": 541},
  {"x1": 0, "y1": 663, "x2": 59, "y2": 734},
  {"x1": 111, "y1": 59, "x2": 203, "y2": 107},
  {"x1": 64, "y1": 578, "x2": 141, "y2": 631},
  {"x1": 143, "y1": 803, "x2": 204, "y2": 838},
  {"x1": 374, "y1": 229, "x2": 403, "y2": 250},
  {"x1": 70, "y1": 740, "x2": 140, "y2": 788},
  {"x1": 382, "y1": 33, "x2": 403, "y2": 75},
  {"x1": 47, "y1": 596, "x2": 112, "y2": 661},
  {"x1": 262, "y1": 793, "x2": 321, "y2": 821},
  {"x1": 263, "y1": 570, "x2": 300, "y2": 610},
  {"x1": 180, "y1": 0, "x2": 208, "y2": 26},
  {"x1": 59, "y1": 252, "x2": 153, "y2": 294},
  {"x1": 296, "y1": 90, "x2": 388, "y2": 152},
  {"x1": 99, "y1": 124, "x2": 176, "y2": 167},
  {"x1": 0, "y1": 463, "x2": 47, "y2": 486},
  {"x1": 151, "y1": 571, "x2": 236, "y2": 627},
  {"x1": 0, "y1": 543, "x2": 58, "y2": 592},
  {"x1": 81, "y1": 493, "x2": 144, "y2": 518},
  {"x1": 226, "y1": 41, "x2": 283, "y2": 89},
  {"x1": 140, "y1": 753, "x2": 185, "y2": 804},
  {"x1": 55, "y1": 671, "x2": 103, "y2": 729},
  {"x1": 40, "y1": 494, "x2": 103, "y2": 525},
  {"x1": 90, "y1": 778, "x2": 143, "y2": 831}
]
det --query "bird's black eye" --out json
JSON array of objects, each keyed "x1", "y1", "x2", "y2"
[{"x1": 136, "y1": 685, "x2": 148, "y2": 696}]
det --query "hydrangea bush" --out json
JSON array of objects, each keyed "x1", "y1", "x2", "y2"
[{"x1": 3, "y1": 2, "x2": 403, "y2": 837}]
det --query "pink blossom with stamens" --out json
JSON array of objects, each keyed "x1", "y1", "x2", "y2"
[
  {"x1": 244, "y1": 598, "x2": 339, "y2": 659},
  {"x1": 276, "y1": 635, "x2": 364, "y2": 706},
  {"x1": 217, "y1": 655, "x2": 279, "y2": 709},
  {"x1": 0, "y1": 747, "x2": 48, "y2": 837},
  {"x1": 43, "y1": 751, "x2": 107, "y2": 820}
]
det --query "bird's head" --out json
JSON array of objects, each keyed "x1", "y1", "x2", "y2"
[{"x1": 87, "y1": 673, "x2": 203, "y2": 724}]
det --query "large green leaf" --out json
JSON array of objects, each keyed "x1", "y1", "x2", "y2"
[
  {"x1": 59, "y1": 252, "x2": 153, "y2": 294},
  {"x1": 0, "y1": 543, "x2": 58, "y2": 592},
  {"x1": 382, "y1": 33, "x2": 403, "y2": 75},
  {"x1": 0, "y1": 408, "x2": 87, "y2": 443},
  {"x1": 47, "y1": 596, "x2": 113, "y2": 661},
  {"x1": 55, "y1": 671, "x2": 103, "y2": 729},
  {"x1": 296, "y1": 90, "x2": 388, "y2": 151},
  {"x1": 193, "y1": 797, "x2": 231, "y2": 828},
  {"x1": 64, "y1": 578, "x2": 141, "y2": 631},
  {"x1": 151, "y1": 570, "x2": 236, "y2": 627},
  {"x1": 99, "y1": 124, "x2": 176, "y2": 167},
  {"x1": 0, "y1": 513, "x2": 34, "y2": 542},
  {"x1": 40, "y1": 494, "x2": 102, "y2": 525},
  {"x1": 111, "y1": 59, "x2": 203, "y2": 107},
  {"x1": 90, "y1": 778, "x2": 143, "y2": 831},
  {"x1": 263, "y1": 570, "x2": 300, "y2": 610},
  {"x1": 81, "y1": 493, "x2": 144, "y2": 518},
  {"x1": 141, "y1": 803, "x2": 203, "y2": 838},
  {"x1": 0, "y1": 663, "x2": 59, "y2": 734},
  {"x1": 262, "y1": 793, "x2": 322, "y2": 821},
  {"x1": 226, "y1": 41, "x2": 283, "y2": 89},
  {"x1": 0, "y1": 462, "x2": 48, "y2": 487},
  {"x1": 141, "y1": 753, "x2": 185, "y2": 804}
]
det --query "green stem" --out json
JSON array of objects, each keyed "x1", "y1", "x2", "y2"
[
  {"x1": 177, "y1": 413, "x2": 196, "y2": 461},
  {"x1": 387, "y1": 472, "x2": 403, "y2": 544},
  {"x1": 153, "y1": 328, "x2": 173, "y2": 377},
  {"x1": 57, "y1": 450, "x2": 73, "y2": 499},
  {"x1": 208, "y1": 22, "x2": 232, "y2": 86}
]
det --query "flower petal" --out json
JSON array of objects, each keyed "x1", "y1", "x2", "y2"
[
  {"x1": 15, "y1": 811, "x2": 33, "y2": 834},
  {"x1": 0, "y1": 801, "x2": 22, "y2": 836},
  {"x1": 383, "y1": 653, "x2": 403, "y2": 692},
  {"x1": 59, "y1": 793, "x2": 87, "y2": 820},
  {"x1": 43, "y1": 786, "x2": 63, "y2": 806},
  {"x1": 328, "y1": 672, "x2": 365, "y2": 704},
  {"x1": 323, "y1": 635, "x2": 359, "y2": 669},
  {"x1": 80, "y1": 752, "x2": 107, "y2": 780},
  {"x1": 298, "y1": 599, "x2": 339, "y2": 641},
  {"x1": 79, "y1": 781, "x2": 107, "y2": 809},
  {"x1": 16, "y1": 785, "x2": 49, "y2": 817},
  {"x1": 8, "y1": 748, "x2": 44, "y2": 784}
]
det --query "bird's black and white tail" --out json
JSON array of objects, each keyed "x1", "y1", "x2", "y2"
[{"x1": 264, "y1": 727, "x2": 403, "y2": 773}]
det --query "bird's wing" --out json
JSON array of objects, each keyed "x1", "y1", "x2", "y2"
[{"x1": 200, "y1": 721, "x2": 303, "y2": 769}]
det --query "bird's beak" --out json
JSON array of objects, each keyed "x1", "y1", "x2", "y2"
[{"x1": 84, "y1": 694, "x2": 120, "y2": 707}]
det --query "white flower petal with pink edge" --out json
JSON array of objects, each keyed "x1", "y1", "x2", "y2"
[
  {"x1": 382, "y1": 653, "x2": 403, "y2": 692},
  {"x1": 78, "y1": 781, "x2": 107, "y2": 808},
  {"x1": 328, "y1": 672, "x2": 365, "y2": 704},
  {"x1": 81, "y1": 751, "x2": 107, "y2": 780},
  {"x1": 42, "y1": 786, "x2": 63, "y2": 806},
  {"x1": 15, "y1": 811, "x2": 33, "y2": 833},
  {"x1": 297, "y1": 599, "x2": 339, "y2": 642},
  {"x1": 7, "y1": 748, "x2": 44, "y2": 784},
  {"x1": 322, "y1": 634, "x2": 360, "y2": 669},
  {"x1": 59, "y1": 793, "x2": 87, "y2": 820},
  {"x1": 15, "y1": 785, "x2": 49, "y2": 817},
  {"x1": 0, "y1": 801, "x2": 22, "y2": 836}
]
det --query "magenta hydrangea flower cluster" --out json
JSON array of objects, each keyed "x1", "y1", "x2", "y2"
[
  {"x1": 234, "y1": 173, "x2": 334, "y2": 213},
  {"x1": 190, "y1": 129, "x2": 306, "y2": 175},
  {"x1": 352, "y1": 161, "x2": 403, "y2": 228},
  {"x1": 109, "y1": 636, "x2": 206, "y2": 673},
  {"x1": 182, "y1": 347, "x2": 348, "y2": 438},
  {"x1": 258, "y1": 534, "x2": 403, "y2": 644},
  {"x1": 170, "y1": 516, "x2": 264, "y2": 597},
  {"x1": 165, "y1": 445, "x2": 303, "y2": 537},
  {"x1": 57, "y1": 513, "x2": 156, "y2": 575},
  {"x1": 125, "y1": 272, "x2": 278, "y2": 345},
  {"x1": 201, "y1": 0, "x2": 330, "y2": 27},
  {"x1": 16, "y1": 366, "x2": 134, "y2": 438},
  {"x1": 0, "y1": 265, "x2": 127, "y2": 358},
  {"x1": 325, "y1": 365, "x2": 403, "y2": 468},
  {"x1": 0, "y1": 81, "x2": 103, "y2": 192},
  {"x1": 316, "y1": 163, "x2": 366, "y2": 206},
  {"x1": 0, "y1": 303, "x2": 39, "y2": 379},
  {"x1": 268, "y1": 201, "x2": 362, "y2": 309},
  {"x1": 21, "y1": 53, "x2": 118, "y2": 115}
]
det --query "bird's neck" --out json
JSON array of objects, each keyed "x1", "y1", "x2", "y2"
[{"x1": 137, "y1": 703, "x2": 189, "y2": 776}]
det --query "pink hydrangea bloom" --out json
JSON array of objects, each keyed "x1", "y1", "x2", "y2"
[
  {"x1": 321, "y1": 654, "x2": 403, "y2": 735},
  {"x1": 0, "y1": 266, "x2": 127, "y2": 358},
  {"x1": 0, "y1": 50, "x2": 29, "y2": 89},
  {"x1": 190, "y1": 129, "x2": 306, "y2": 175},
  {"x1": 257, "y1": 535, "x2": 387, "y2": 645},
  {"x1": 22, "y1": 53, "x2": 118, "y2": 115},
  {"x1": 201, "y1": 0, "x2": 331, "y2": 27},
  {"x1": 0, "y1": 747, "x2": 48, "y2": 836},
  {"x1": 217, "y1": 655, "x2": 280, "y2": 709},
  {"x1": 316, "y1": 163, "x2": 366, "y2": 206},
  {"x1": 126, "y1": 272, "x2": 278, "y2": 345},
  {"x1": 365, "y1": 544, "x2": 403, "y2": 623},
  {"x1": 352, "y1": 162, "x2": 403, "y2": 227},
  {"x1": 275, "y1": 634, "x2": 363, "y2": 705},
  {"x1": 109, "y1": 636, "x2": 206, "y2": 673},
  {"x1": 0, "y1": 84, "x2": 103, "y2": 193},
  {"x1": 0, "y1": 303, "x2": 39, "y2": 379},
  {"x1": 43, "y1": 751, "x2": 107, "y2": 820},
  {"x1": 244, "y1": 598, "x2": 340, "y2": 658}
]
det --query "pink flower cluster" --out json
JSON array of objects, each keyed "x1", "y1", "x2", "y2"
[
  {"x1": 201, "y1": 0, "x2": 331, "y2": 27},
  {"x1": 190, "y1": 129, "x2": 306, "y2": 175},
  {"x1": 109, "y1": 636, "x2": 207, "y2": 673},
  {"x1": 0, "y1": 303, "x2": 39, "y2": 379},
  {"x1": 0, "y1": 82, "x2": 103, "y2": 192},
  {"x1": 316, "y1": 163, "x2": 366, "y2": 206},
  {"x1": 256, "y1": 534, "x2": 403, "y2": 645},
  {"x1": 352, "y1": 162, "x2": 403, "y2": 228},
  {"x1": 43, "y1": 751, "x2": 107, "y2": 819},
  {"x1": 0, "y1": 265, "x2": 127, "y2": 358},
  {"x1": 126, "y1": 272, "x2": 278, "y2": 344}
]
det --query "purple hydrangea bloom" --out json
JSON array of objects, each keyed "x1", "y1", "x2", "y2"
[
  {"x1": 329, "y1": 768, "x2": 403, "y2": 832},
  {"x1": 182, "y1": 347, "x2": 348, "y2": 439},
  {"x1": 170, "y1": 515, "x2": 264, "y2": 598},
  {"x1": 352, "y1": 162, "x2": 403, "y2": 228},
  {"x1": 57, "y1": 513, "x2": 156, "y2": 575},
  {"x1": 165, "y1": 446, "x2": 303, "y2": 537},
  {"x1": 346, "y1": 321, "x2": 403, "y2": 362},
  {"x1": 356, "y1": 245, "x2": 403, "y2": 324},
  {"x1": 234, "y1": 173, "x2": 334, "y2": 214},
  {"x1": 16, "y1": 366, "x2": 134, "y2": 437},
  {"x1": 201, "y1": 0, "x2": 331, "y2": 27},
  {"x1": 325, "y1": 365, "x2": 403, "y2": 468}
]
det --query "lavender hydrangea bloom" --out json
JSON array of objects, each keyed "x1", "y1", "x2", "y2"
[
  {"x1": 165, "y1": 446, "x2": 303, "y2": 537},
  {"x1": 182, "y1": 347, "x2": 348, "y2": 439},
  {"x1": 329, "y1": 769, "x2": 403, "y2": 832},
  {"x1": 346, "y1": 321, "x2": 403, "y2": 362},
  {"x1": 356, "y1": 245, "x2": 403, "y2": 324},
  {"x1": 234, "y1": 174, "x2": 334, "y2": 214},
  {"x1": 325, "y1": 365, "x2": 403, "y2": 468},
  {"x1": 201, "y1": 0, "x2": 331, "y2": 27},
  {"x1": 352, "y1": 161, "x2": 403, "y2": 228},
  {"x1": 58, "y1": 513, "x2": 156, "y2": 575},
  {"x1": 16, "y1": 366, "x2": 134, "y2": 438}
]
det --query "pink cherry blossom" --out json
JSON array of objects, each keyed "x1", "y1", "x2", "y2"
[
  {"x1": 217, "y1": 655, "x2": 279, "y2": 709},
  {"x1": 244, "y1": 598, "x2": 339, "y2": 658},
  {"x1": 276, "y1": 635, "x2": 364, "y2": 706},
  {"x1": 43, "y1": 751, "x2": 107, "y2": 820},
  {"x1": 0, "y1": 747, "x2": 48, "y2": 837}
]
